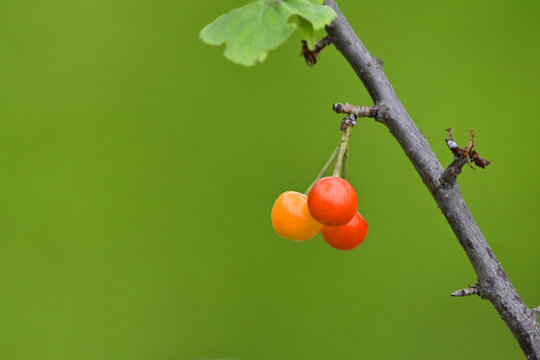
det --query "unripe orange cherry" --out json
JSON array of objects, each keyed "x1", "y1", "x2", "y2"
[
  {"x1": 271, "y1": 191, "x2": 323, "y2": 241},
  {"x1": 307, "y1": 177, "x2": 357, "y2": 226},
  {"x1": 321, "y1": 212, "x2": 368, "y2": 250}
]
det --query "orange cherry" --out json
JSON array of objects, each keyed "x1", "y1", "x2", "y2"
[
  {"x1": 321, "y1": 212, "x2": 368, "y2": 250},
  {"x1": 307, "y1": 177, "x2": 358, "y2": 226},
  {"x1": 271, "y1": 191, "x2": 323, "y2": 241}
]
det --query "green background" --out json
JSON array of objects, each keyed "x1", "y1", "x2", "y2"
[{"x1": 1, "y1": 0, "x2": 538, "y2": 359}]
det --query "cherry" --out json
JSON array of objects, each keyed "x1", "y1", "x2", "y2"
[
  {"x1": 321, "y1": 212, "x2": 368, "y2": 250},
  {"x1": 307, "y1": 176, "x2": 357, "y2": 226},
  {"x1": 271, "y1": 191, "x2": 323, "y2": 241}
]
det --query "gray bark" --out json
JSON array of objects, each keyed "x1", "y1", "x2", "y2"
[{"x1": 323, "y1": 1, "x2": 540, "y2": 358}]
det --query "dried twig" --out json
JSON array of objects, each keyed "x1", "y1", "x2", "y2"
[
  {"x1": 301, "y1": 36, "x2": 331, "y2": 66},
  {"x1": 440, "y1": 129, "x2": 491, "y2": 188}
]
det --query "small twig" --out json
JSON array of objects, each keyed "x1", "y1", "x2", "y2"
[
  {"x1": 333, "y1": 103, "x2": 375, "y2": 130},
  {"x1": 440, "y1": 157, "x2": 468, "y2": 189},
  {"x1": 445, "y1": 128, "x2": 459, "y2": 154},
  {"x1": 333, "y1": 103, "x2": 372, "y2": 118},
  {"x1": 301, "y1": 36, "x2": 331, "y2": 67},
  {"x1": 533, "y1": 306, "x2": 540, "y2": 317},
  {"x1": 463, "y1": 130, "x2": 476, "y2": 169},
  {"x1": 451, "y1": 286, "x2": 480, "y2": 297},
  {"x1": 440, "y1": 129, "x2": 491, "y2": 188}
]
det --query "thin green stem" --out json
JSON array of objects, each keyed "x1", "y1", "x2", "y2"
[
  {"x1": 342, "y1": 146, "x2": 349, "y2": 179},
  {"x1": 305, "y1": 145, "x2": 340, "y2": 195},
  {"x1": 332, "y1": 126, "x2": 352, "y2": 177}
]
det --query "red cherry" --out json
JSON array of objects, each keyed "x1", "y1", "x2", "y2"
[
  {"x1": 307, "y1": 177, "x2": 357, "y2": 226},
  {"x1": 321, "y1": 212, "x2": 368, "y2": 250}
]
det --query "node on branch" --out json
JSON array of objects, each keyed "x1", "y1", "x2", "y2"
[
  {"x1": 451, "y1": 285, "x2": 480, "y2": 297},
  {"x1": 301, "y1": 36, "x2": 331, "y2": 67},
  {"x1": 439, "y1": 129, "x2": 491, "y2": 188}
]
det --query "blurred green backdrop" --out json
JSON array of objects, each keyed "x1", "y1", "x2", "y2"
[{"x1": 0, "y1": 0, "x2": 539, "y2": 359}]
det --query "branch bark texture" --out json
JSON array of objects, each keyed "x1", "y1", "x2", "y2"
[{"x1": 323, "y1": 1, "x2": 540, "y2": 358}]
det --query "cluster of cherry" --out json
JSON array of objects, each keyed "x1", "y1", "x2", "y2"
[{"x1": 271, "y1": 175, "x2": 368, "y2": 250}]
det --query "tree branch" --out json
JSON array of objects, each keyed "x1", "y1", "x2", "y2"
[{"x1": 324, "y1": 1, "x2": 540, "y2": 358}]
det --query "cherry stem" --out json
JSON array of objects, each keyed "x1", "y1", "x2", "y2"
[
  {"x1": 332, "y1": 126, "x2": 352, "y2": 177},
  {"x1": 305, "y1": 145, "x2": 340, "y2": 195},
  {"x1": 342, "y1": 146, "x2": 349, "y2": 179}
]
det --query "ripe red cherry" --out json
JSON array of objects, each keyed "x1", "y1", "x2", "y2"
[
  {"x1": 321, "y1": 212, "x2": 368, "y2": 250},
  {"x1": 307, "y1": 177, "x2": 357, "y2": 226}
]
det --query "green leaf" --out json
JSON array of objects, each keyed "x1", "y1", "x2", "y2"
[
  {"x1": 200, "y1": 0, "x2": 336, "y2": 66},
  {"x1": 293, "y1": 15, "x2": 315, "y2": 49},
  {"x1": 200, "y1": 0, "x2": 294, "y2": 66},
  {"x1": 280, "y1": 0, "x2": 336, "y2": 31},
  {"x1": 284, "y1": 0, "x2": 336, "y2": 49}
]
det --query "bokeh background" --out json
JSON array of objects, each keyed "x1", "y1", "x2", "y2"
[{"x1": 1, "y1": 0, "x2": 539, "y2": 359}]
